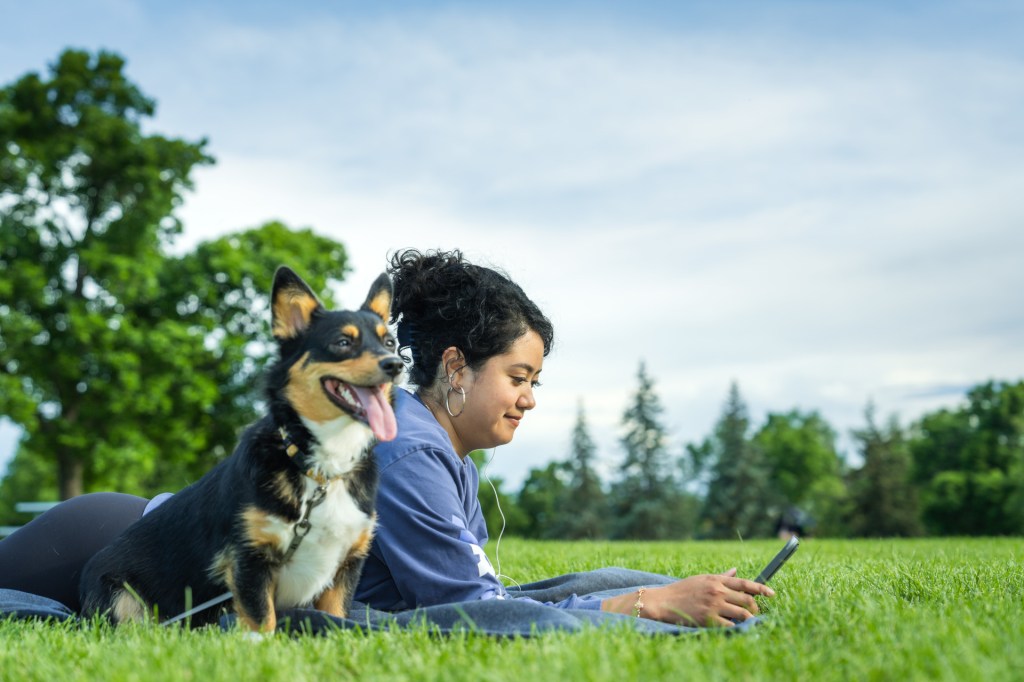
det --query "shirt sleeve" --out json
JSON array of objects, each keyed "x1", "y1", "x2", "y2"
[
  {"x1": 373, "y1": 447, "x2": 508, "y2": 608},
  {"x1": 373, "y1": 447, "x2": 604, "y2": 611}
]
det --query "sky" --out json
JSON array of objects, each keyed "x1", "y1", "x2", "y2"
[{"x1": 2, "y1": 0, "x2": 1023, "y2": 490}]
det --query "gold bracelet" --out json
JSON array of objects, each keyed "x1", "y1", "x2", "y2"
[{"x1": 633, "y1": 588, "x2": 646, "y2": 618}]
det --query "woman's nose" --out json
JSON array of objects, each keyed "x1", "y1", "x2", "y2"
[{"x1": 519, "y1": 388, "x2": 536, "y2": 410}]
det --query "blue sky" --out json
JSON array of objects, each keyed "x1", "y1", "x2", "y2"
[{"x1": 2, "y1": 0, "x2": 1023, "y2": 489}]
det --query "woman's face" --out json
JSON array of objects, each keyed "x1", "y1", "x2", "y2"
[{"x1": 449, "y1": 330, "x2": 545, "y2": 454}]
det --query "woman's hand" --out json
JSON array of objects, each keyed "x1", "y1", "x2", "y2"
[{"x1": 601, "y1": 569, "x2": 775, "y2": 627}]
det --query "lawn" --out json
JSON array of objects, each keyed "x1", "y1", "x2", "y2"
[{"x1": 2, "y1": 537, "x2": 1020, "y2": 681}]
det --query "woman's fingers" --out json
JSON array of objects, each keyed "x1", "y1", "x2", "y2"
[
  {"x1": 723, "y1": 588, "x2": 760, "y2": 615},
  {"x1": 719, "y1": 602, "x2": 755, "y2": 623},
  {"x1": 710, "y1": 614, "x2": 738, "y2": 628},
  {"x1": 723, "y1": 576, "x2": 775, "y2": 597},
  {"x1": 652, "y1": 573, "x2": 774, "y2": 628}
]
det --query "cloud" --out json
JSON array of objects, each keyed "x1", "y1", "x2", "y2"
[
  {"x1": 164, "y1": 6, "x2": 1024, "y2": 485},
  {"x1": 2, "y1": 1, "x2": 1022, "y2": 487}
]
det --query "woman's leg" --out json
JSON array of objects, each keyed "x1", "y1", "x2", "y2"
[
  {"x1": 0, "y1": 492, "x2": 147, "y2": 612},
  {"x1": 508, "y1": 567, "x2": 679, "y2": 603}
]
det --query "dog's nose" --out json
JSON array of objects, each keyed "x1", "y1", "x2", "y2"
[{"x1": 379, "y1": 356, "x2": 403, "y2": 378}]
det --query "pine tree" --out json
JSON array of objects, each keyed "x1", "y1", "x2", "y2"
[
  {"x1": 552, "y1": 400, "x2": 607, "y2": 539},
  {"x1": 610, "y1": 362, "x2": 695, "y2": 539},
  {"x1": 699, "y1": 382, "x2": 776, "y2": 539},
  {"x1": 620, "y1": 362, "x2": 669, "y2": 495},
  {"x1": 847, "y1": 404, "x2": 922, "y2": 537}
]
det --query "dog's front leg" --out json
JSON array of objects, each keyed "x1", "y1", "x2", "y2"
[{"x1": 231, "y1": 559, "x2": 278, "y2": 633}]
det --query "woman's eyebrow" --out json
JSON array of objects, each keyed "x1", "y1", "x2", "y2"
[{"x1": 509, "y1": 362, "x2": 539, "y2": 374}]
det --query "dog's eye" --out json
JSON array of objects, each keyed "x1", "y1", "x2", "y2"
[
  {"x1": 383, "y1": 337, "x2": 396, "y2": 350},
  {"x1": 333, "y1": 338, "x2": 352, "y2": 349}
]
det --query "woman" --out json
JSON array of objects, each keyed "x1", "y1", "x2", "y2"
[
  {"x1": 354, "y1": 249, "x2": 773, "y2": 626},
  {"x1": 0, "y1": 249, "x2": 772, "y2": 627}
]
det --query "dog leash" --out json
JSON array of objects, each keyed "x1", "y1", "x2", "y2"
[
  {"x1": 281, "y1": 481, "x2": 330, "y2": 564},
  {"x1": 161, "y1": 428, "x2": 334, "y2": 626},
  {"x1": 161, "y1": 590, "x2": 234, "y2": 626}
]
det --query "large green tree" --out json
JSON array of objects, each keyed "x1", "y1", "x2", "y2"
[
  {"x1": 0, "y1": 50, "x2": 349, "y2": 504},
  {"x1": 753, "y1": 410, "x2": 849, "y2": 536},
  {"x1": 695, "y1": 382, "x2": 775, "y2": 539},
  {"x1": 909, "y1": 381, "x2": 1024, "y2": 535},
  {"x1": 515, "y1": 461, "x2": 569, "y2": 539}
]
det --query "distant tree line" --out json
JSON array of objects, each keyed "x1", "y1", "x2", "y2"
[{"x1": 473, "y1": 365, "x2": 1024, "y2": 539}]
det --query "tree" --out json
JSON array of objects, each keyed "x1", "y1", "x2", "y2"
[
  {"x1": 551, "y1": 400, "x2": 607, "y2": 539},
  {"x1": 753, "y1": 410, "x2": 849, "y2": 536},
  {"x1": 908, "y1": 380, "x2": 1024, "y2": 535},
  {"x1": 696, "y1": 382, "x2": 776, "y2": 539},
  {"x1": 609, "y1": 361, "x2": 696, "y2": 539},
  {"x1": 846, "y1": 404, "x2": 922, "y2": 537},
  {"x1": 0, "y1": 50, "x2": 350, "y2": 502},
  {"x1": 0, "y1": 49, "x2": 211, "y2": 499},
  {"x1": 516, "y1": 461, "x2": 570, "y2": 539}
]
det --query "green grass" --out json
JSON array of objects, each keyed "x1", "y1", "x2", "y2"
[{"x1": 2, "y1": 538, "x2": 1021, "y2": 681}]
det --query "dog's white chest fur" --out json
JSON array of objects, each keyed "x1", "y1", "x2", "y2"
[
  {"x1": 274, "y1": 476, "x2": 372, "y2": 608},
  {"x1": 274, "y1": 418, "x2": 376, "y2": 609},
  {"x1": 302, "y1": 415, "x2": 375, "y2": 478}
]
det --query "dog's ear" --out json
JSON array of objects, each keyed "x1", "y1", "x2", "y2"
[
  {"x1": 271, "y1": 266, "x2": 324, "y2": 340},
  {"x1": 361, "y1": 273, "x2": 393, "y2": 322}
]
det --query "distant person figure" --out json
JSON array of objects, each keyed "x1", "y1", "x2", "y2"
[{"x1": 775, "y1": 506, "x2": 811, "y2": 540}]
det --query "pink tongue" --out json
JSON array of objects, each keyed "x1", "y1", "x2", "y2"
[{"x1": 352, "y1": 385, "x2": 398, "y2": 442}]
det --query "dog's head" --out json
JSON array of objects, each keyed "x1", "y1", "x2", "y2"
[{"x1": 269, "y1": 267, "x2": 402, "y2": 443}]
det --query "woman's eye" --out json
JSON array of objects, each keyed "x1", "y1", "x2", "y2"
[{"x1": 531, "y1": 380, "x2": 543, "y2": 389}]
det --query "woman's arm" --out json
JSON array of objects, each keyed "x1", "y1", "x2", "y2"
[
  {"x1": 601, "y1": 568, "x2": 775, "y2": 627},
  {"x1": 363, "y1": 447, "x2": 507, "y2": 609}
]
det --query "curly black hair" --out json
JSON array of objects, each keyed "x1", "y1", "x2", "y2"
[{"x1": 387, "y1": 248, "x2": 554, "y2": 389}]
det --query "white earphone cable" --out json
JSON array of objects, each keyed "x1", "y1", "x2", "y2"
[{"x1": 480, "y1": 446, "x2": 520, "y2": 591}]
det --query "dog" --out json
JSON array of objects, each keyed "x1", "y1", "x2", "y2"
[{"x1": 80, "y1": 266, "x2": 402, "y2": 631}]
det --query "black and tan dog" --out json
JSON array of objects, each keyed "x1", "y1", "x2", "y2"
[{"x1": 80, "y1": 267, "x2": 402, "y2": 631}]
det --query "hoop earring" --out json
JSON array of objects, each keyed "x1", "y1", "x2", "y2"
[{"x1": 445, "y1": 385, "x2": 467, "y2": 418}]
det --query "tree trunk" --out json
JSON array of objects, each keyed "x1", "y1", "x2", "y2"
[
  {"x1": 57, "y1": 453, "x2": 84, "y2": 500},
  {"x1": 56, "y1": 402, "x2": 84, "y2": 499}
]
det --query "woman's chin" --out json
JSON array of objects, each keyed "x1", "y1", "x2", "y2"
[{"x1": 491, "y1": 431, "x2": 516, "y2": 448}]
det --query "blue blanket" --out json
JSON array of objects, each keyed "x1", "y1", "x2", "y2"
[{"x1": 1, "y1": 568, "x2": 760, "y2": 637}]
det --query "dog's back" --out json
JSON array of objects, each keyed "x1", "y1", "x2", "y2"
[{"x1": 79, "y1": 454, "x2": 241, "y2": 625}]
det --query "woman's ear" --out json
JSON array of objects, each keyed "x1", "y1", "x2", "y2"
[{"x1": 440, "y1": 346, "x2": 467, "y2": 387}]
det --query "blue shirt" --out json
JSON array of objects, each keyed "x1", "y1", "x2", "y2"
[{"x1": 354, "y1": 389, "x2": 601, "y2": 612}]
